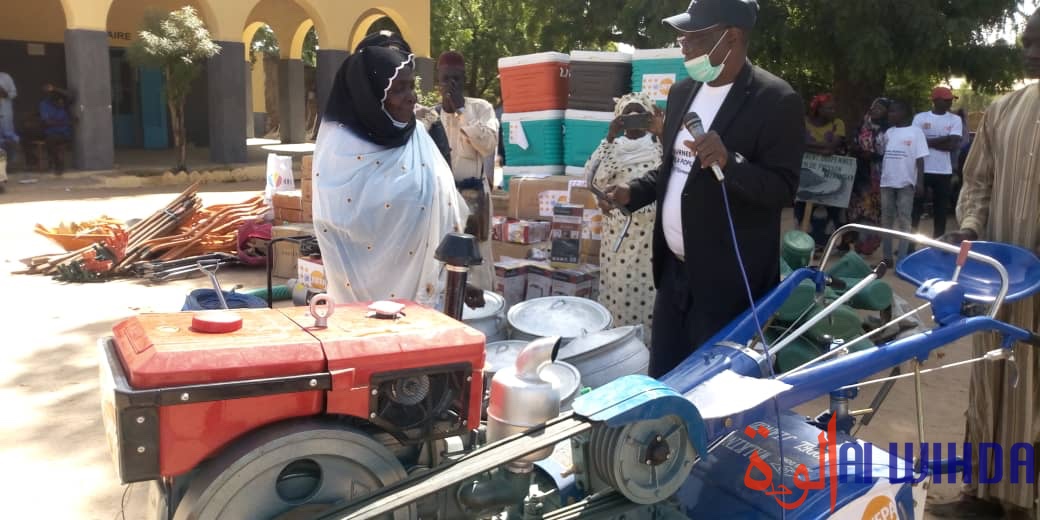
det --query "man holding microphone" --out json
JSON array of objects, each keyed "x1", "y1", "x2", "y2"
[{"x1": 603, "y1": 0, "x2": 805, "y2": 377}]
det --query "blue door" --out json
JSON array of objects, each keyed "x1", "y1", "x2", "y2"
[
  {"x1": 139, "y1": 67, "x2": 169, "y2": 149},
  {"x1": 110, "y1": 50, "x2": 137, "y2": 147}
]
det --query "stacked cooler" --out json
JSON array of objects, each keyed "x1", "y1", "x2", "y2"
[
  {"x1": 498, "y1": 52, "x2": 570, "y2": 190},
  {"x1": 564, "y1": 51, "x2": 633, "y2": 176},
  {"x1": 631, "y1": 48, "x2": 687, "y2": 109}
]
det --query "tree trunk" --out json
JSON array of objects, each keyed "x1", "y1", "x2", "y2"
[
  {"x1": 177, "y1": 98, "x2": 187, "y2": 171},
  {"x1": 833, "y1": 61, "x2": 886, "y2": 135},
  {"x1": 167, "y1": 96, "x2": 184, "y2": 172}
]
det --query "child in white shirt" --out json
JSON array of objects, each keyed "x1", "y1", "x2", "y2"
[{"x1": 879, "y1": 99, "x2": 929, "y2": 264}]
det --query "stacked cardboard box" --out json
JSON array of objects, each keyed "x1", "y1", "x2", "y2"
[
  {"x1": 300, "y1": 155, "x2": 313, "y2": 223},
  {"x1": 272, "y1": 191, "x2": 305, "y2": 223},
  {"x1": 550, "y1": 204, "x2": 583, "y2": 268}
]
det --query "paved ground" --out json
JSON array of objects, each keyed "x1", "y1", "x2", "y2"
[{"x1": 0, "y1": 174, "x2": 978, "y2": 518}]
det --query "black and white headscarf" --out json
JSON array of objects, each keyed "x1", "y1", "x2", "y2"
[{"x1": 323, "y1": 40, "x2": 416, "y2": 148}]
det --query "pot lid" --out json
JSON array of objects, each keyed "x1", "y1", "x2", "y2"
[
  {"x1": 463, "y1": 291, "x2": 505, "y2": 321},
  {"x1": 507, "y1": 297, "x2": 612, "y2": 339},
  {"x1": 559, "y1": 325, "x2": 641, "y2": 361},
  {"x1": 540, "y1": 361, "x2": 582, "y2": 399},
  {"x1": 484, "y1": 340, "x2": 529, "y2": 375}
]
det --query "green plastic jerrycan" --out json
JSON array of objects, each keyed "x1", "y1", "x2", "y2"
[
  {"x1": 826, "y1": 251, "x2": 872, "y2": 279},
  {"x1": 807, "y1": 303, "x2": 864, "y2": 345},
  {"x1": 838, "y1": 277, "x2": 894, "y2": 311},
  {"x1": 782, "y1": 230, "x2": 816, "y2": 269},
  {"x1": 765, "y1": 327, "x2": 825, "y2": 374}
]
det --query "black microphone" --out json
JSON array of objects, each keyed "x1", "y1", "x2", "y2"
[{"x1": 682, "y1": 112, "x2": 725, "y2": 182}]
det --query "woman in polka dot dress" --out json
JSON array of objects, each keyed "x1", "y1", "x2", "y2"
[{"x1": 588, "y1": 93, "x2": 663, "y2": 343}]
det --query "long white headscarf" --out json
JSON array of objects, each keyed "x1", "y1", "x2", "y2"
[{"x1": 312, "y1": 120, "x2": 469, "y2": 309}]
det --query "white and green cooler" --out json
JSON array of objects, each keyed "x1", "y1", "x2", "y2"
[
  {"x1": 564, "y1": 109, "x2": 613, "y2": 168},
  {"x1": 632, "y1": 48, "x2": 688, "y2": 108},
  {"x1": 502, "y1": 110, "x2": 565, "y2": 167}
]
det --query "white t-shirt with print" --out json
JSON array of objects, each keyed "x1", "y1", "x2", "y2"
[
  {"x1": 880, "y1": 125, "x2": 930, "y2": 189},
  {"x1": 662, "y1": 83, "x2": 733, "y2": 258},
  {"x1": 912, "y1": 111, "x2": 963, "y2": 175}
]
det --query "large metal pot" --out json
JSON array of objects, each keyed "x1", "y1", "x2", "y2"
[
  {"x1": 484, "y1": 340, "x2": 583, "y2": 411},
  {"x1": 557, "y1": 325, "x2": 649, "y2": 389},
  {"x1": 539, "y1": 360, "x2": 582, "y2": 411},
  {"x1": 463, "y1": 291, "x2": 508, "y2": 342},
  {"x1": 507, "y1": 296, "x2": 612, "y2": 343}
]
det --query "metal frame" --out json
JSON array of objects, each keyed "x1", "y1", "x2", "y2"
[
  {"x1": 99, "y1": 337, "x2": 332, "y2": 483},
  {"x1": 818, "y1": 224, "x2": 1010, "y2": 317},
  {"x1": 367, "y1": 363, "x2": 474, "y2": 443}
]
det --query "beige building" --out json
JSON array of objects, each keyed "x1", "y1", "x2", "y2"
[{"x1": 0, "y1": 0, "x2": 432, "y2": 169}]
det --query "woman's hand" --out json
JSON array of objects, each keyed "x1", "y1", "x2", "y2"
[
  {"x1": 607, "y1": 117, "x2": 624, "y2": 143},
  {"x1": 649, "y1": 106, "x2": 665, "y2": 138}
]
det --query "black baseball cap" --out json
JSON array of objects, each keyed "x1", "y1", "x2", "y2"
[{"x1": 663, "y1": 0, "x2": 759, "y2": 33}]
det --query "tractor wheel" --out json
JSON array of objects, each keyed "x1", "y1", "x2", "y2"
[{"x1": 172, "y1": 420, "x2": 415, "y2": 520}]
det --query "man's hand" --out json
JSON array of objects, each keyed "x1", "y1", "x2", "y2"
[
  {"x1": 939, "y1": 228, "x2": 979, "y2": 245},
  {"x1": 599, "y1": 184, "x2": 631, "y2": 213},
  {"x1": 684, "y1": 131, "x2": 729, "y2": 171},
  {"x1": 464, "y1": 284, "x2": 485, "y2": 309}
]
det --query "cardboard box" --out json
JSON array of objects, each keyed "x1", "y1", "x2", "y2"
[
  {"x1": 274, "y1": 207, "x2": 304, "y2": 223},
  {"x1": 492, "y1": 190, "x2": 509, "y2": 217},
  {"x1": 506, "y1": 220, "x2": 551, "y2": 244},
  {"x1": 551, "y1": 269, "x2": 592, "y2": 298},
  {"x1": 298, "y1": 257, "x2": 327, "y2": 292},
  {"x1": 525, "y1": 264, "x2": 555, "y2": 299},
  {"x1": 301, "y1": 177, "x2": 313, "y2": 203},
  {"x1": 567, "y1": 184, "x2": 600, "y2": 210},
  {"x1": 551, "y1": 204, "x2": 584, "y2": 267},
  {"x1": 301, "y1": 155, "x2": 313, "y2": 180},
  {"x1": 506, "y1": 176, "x2": 576, "y2": 220},
  {"x1": 492, "y1": 216, "x2": 509, "y2": 242},
  {"x1": 493, "y1": 240, "x2": 551, "y2": 262},
  {"x1": 583, "y1": 265, "x2": 601, "y2": 300},
  {"x1": 272, "y1": 223, "x2": 315, "y2": 278},
  {"x1": 495, "y1": 261, "x2": 528, "y2": 307},
  {"x1": 301, "y1": 204, "x2": 313, "y2": 223},
  {"x1": 273, "y1": 190, "x2": 304, "y2": 210}
]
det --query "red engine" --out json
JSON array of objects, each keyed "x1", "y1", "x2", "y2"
[{"x1": 99, "y1": 299, "x2": 486, "y2": 485}]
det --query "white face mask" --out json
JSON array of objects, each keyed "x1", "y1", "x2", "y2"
[{"x1": 683, "y1": 29, "x2": 731, "y2": 83}]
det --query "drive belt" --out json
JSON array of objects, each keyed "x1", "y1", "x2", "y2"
[{"x1": 314, "y1": 413, "x2": 593, "y2": 520}]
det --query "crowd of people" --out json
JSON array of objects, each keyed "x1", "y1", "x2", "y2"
[{"x1": 798, "y1": 87, "x2": 972, "y2": 265}]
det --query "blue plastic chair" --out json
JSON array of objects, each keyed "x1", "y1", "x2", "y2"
[{"x1": 896, "y1": 241, "x2": 1040, "y2": 303}]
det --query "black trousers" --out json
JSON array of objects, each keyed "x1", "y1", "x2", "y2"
[
  {"x1": 912, "y1": 173, "x2": 952, "y2": 238},
  {"x1": 649, "y1": 252, "x2": 721, "y2": 378}
]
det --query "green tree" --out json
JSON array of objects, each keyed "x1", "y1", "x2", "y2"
[
  {"x1": 128, "y1": 6, "x2": 220, "y2": 171},
  {"x1": 432, "y1": 0, "x2": 1027, "y2": 120},
  {"x1": 747, "y1": 0, "x2": 1023, "y2": 127},
  {"x1": 250, "y1": 25, "x2": 280, "y2": 65}
]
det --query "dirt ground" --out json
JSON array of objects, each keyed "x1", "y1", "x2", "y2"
[{"x1": 0, "y1": 174, "x2": 979, "y2": 518}]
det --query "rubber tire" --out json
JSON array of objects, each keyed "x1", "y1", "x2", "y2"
[{"x1": 172, "y1": 420, "x2": 416, "y2": 520}]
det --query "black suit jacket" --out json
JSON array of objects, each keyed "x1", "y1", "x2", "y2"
[{"x1": 628, "y1": 61, "x2": 805, "y2": 338}]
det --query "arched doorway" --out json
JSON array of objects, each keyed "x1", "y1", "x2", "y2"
[
  {"x1": 106, "y1": 0, "x2": 217, "y2": 150},
  {"x1": 244, "y1": 22, "x2": 281, "y2": 139},
  {"x1": 350, "y1": 8, "x2": 412, "y2": 52},
  {"x1": 0, "y1": 0, "x2": 68, "y2": 169}
]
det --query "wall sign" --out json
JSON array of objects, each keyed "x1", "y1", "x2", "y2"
[{"x1": 108, "y1": 31, "x2": 133, "y2": 42}]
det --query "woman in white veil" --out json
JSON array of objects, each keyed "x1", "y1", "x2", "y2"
[{"x1": 312, "y1": 33, "x2": 480, "y2": 310}]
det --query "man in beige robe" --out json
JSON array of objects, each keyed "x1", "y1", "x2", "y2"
[
  {"x1": 928, "y1": 10, "x2": 1040, "y2": 519},
  {"x1": 433, "y1": 51, "x2": 500, "y2": 292}
]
